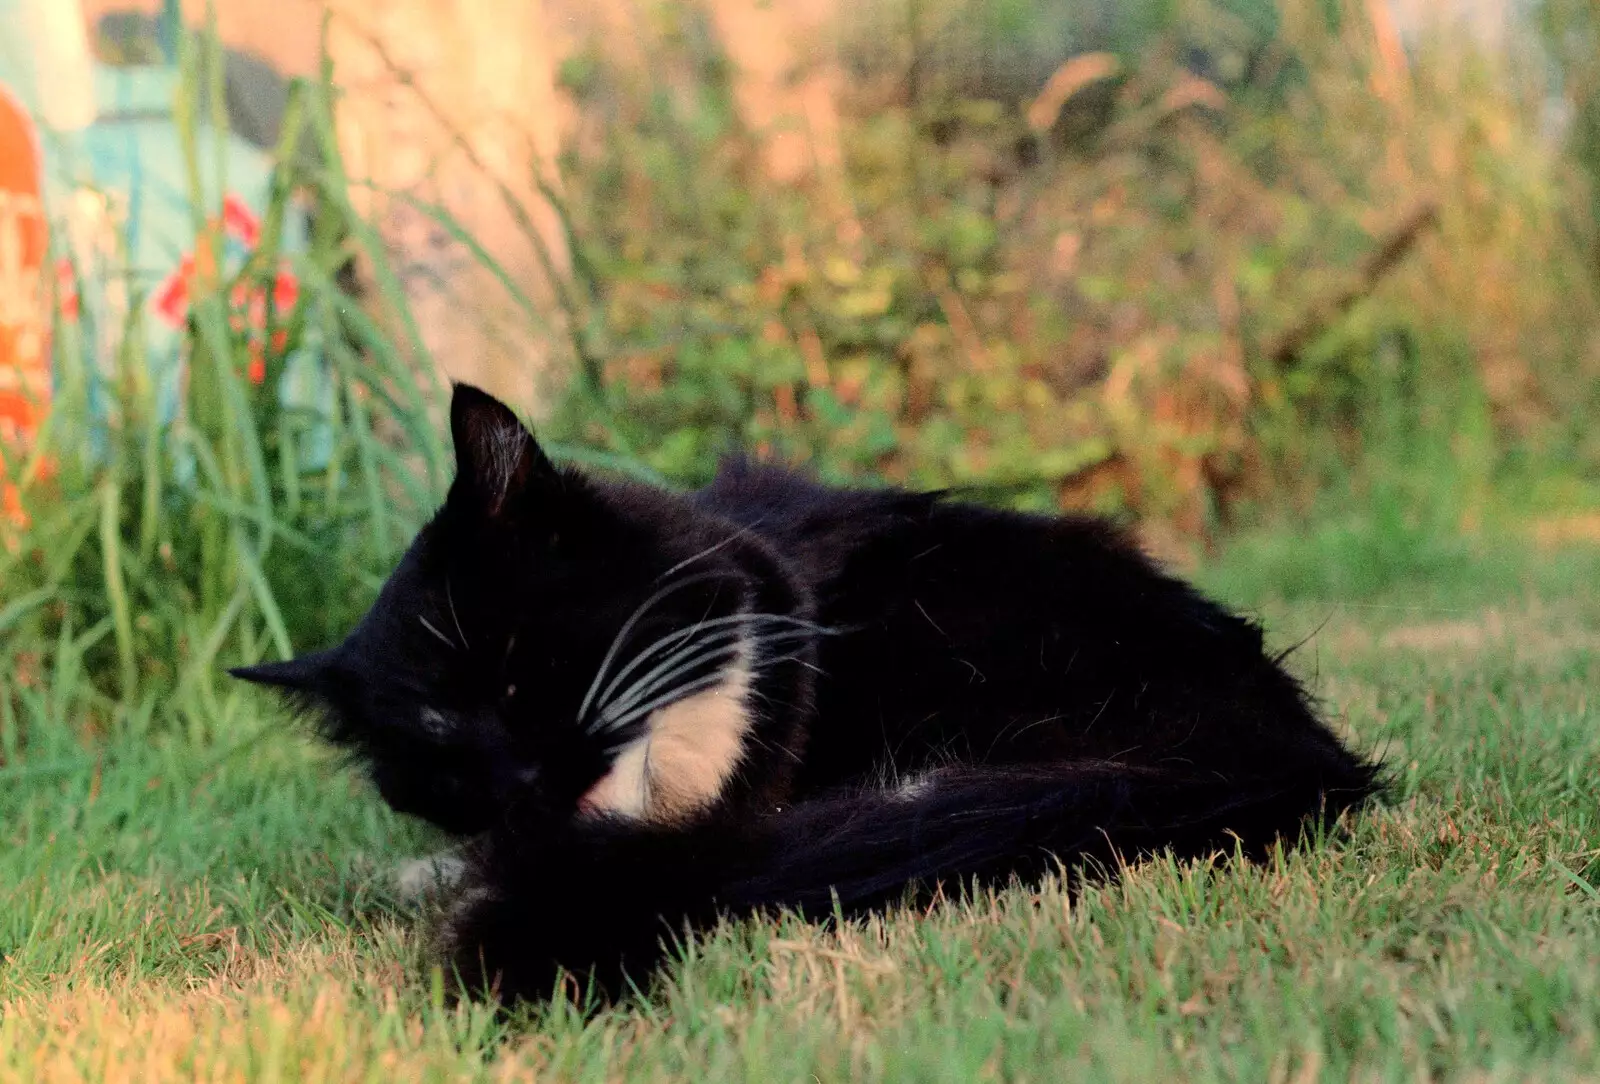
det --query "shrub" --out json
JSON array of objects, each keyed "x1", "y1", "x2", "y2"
[{"x1": 541, "y1": 0, "x2": 1597, "y2": 539}]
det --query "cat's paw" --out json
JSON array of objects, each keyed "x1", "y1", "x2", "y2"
[{"x1": 392, "y1": 850, "x2": 469, "y2": 902}]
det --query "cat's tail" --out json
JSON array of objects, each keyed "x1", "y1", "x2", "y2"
[
  {"x1": 442, "y1": 759, "x2": 1379, "y2": 1003},
  {"x1": 717, "y1": 759, "x2": 1379, "y2": 914}
]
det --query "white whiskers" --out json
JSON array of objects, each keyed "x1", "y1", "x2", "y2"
[
  {"x1": 587, "y1": 620, "x2": 818, "y2": 734},
  {"x1": 417, "y1": 615, "x2": 458, "y2": 649},
  {"x1": 573, "y1": 570, "x2": 729, "y2": 726},
  {"x1": 575, "y1": 569, "x2": 836, "y2": 736},
  {"x1": 651, "y1": 522, "x2": 763, "y2": 586},
  {"x1": 446, "y1": 576, "x2": 470, "y2": 650}
]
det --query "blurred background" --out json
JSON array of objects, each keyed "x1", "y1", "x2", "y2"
[{"x1": 0, "y1": 0, "x2": 1596, "y2": 739}]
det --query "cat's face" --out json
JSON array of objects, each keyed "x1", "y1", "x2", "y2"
[{"x1": 233, "y1": 385, "x2": 803, "y2": 834}]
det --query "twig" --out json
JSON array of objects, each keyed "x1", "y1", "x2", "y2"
[{"x1": 1264, "y1": 200, "x2": 1439, "y2": 372}]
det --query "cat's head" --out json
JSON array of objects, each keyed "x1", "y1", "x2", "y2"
[{"x1": 233, "y1": 384, "x2": 812, "y2": 834}]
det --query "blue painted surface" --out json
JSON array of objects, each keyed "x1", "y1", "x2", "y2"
[{"x1": 0, "y1": 29, "x2": 332, "y2": 470}]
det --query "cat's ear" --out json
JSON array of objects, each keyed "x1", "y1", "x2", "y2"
[
  {"x1": 449, "y1": 383, "x2": 554, "y2": 520},
  {"x1": 230, "y1": 649, "x2": 340, "y2": 698}
]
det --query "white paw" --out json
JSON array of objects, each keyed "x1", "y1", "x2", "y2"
[{"x1": 392, "y1": 851, "x2": 468, "y2": 901}]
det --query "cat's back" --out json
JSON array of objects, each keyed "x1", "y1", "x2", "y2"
[
  {"x1": 692, "y1": 459, "x2": 939, "y2": 558},
  {"x1": 691, "y1": 461, "x2": 1351, "y2": 793},
  {"x1": 692, "y1": 462, "x2": 1255, "y2": 662},
  {"x1": 694, "y1": 460, "x2": 1158, "y2": 605}
]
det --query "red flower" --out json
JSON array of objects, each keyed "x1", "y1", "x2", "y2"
[
  {"x1": 153, "y1": 254, "x2": 195, "y2": 328},
  {"x1": 222, "y1": 192, "x2": 261, "y2": 248},
  {"x1": 270, "y1": 328, "x2": 289, "y2": 353},
  {"x1": 56, "y1": 260, "x2": 80, "y2": 322},
  {"x1": 247, "y1": 342, "x2": 266, "y2": 385},
  {"x1": 228, "y1": 280, "x2": 251, "y2": 331},
  {"x1": 271, "y1": 267, "x2": 298, "y2": 313}
]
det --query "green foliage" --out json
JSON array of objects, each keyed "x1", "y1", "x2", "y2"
[
  {"x1": 1536, "y1": 0, "x2": 1600, "y2": 284},
  {"x1": 0, "y1": 64, "x2": 444, "y2": 746},
  {"x1": 544, "y1": 0, "x2": 1598, "y2": 538},
  {"x1": 549, "y1": 25, "x2": 1114, "y2": 505},
  {"x1": 834, "y1": 0, "x2": 1279, "y2": 106}
]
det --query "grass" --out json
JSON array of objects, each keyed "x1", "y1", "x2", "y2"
[
  {"x1": 2, "y1": 526, "x2": 1598, "y2": 1081},
  {"x1": 4, "y1": 4, "x2": 1598, "y2": 1077}
]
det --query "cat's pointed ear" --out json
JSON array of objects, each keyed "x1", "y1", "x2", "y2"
[
  {"x1": 230, "y1": 649, "x2": 339, "y2": 697},
  {"x1": 449, "y1": 383, "x2": 554, "y2": 520}
]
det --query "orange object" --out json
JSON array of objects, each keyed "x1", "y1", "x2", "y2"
[{"x1": 0, "y1": 82, "x2": 50, "y2": 466}]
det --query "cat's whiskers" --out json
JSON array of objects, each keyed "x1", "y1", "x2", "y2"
[
  {"x1": 651, "y1": 522, "x2": 763, "y2": 585},
  {"x1": 589, "y1": 615, "x2": 749, "y2": 714},
  {"x1": 586, "y1": 609, "x2": 830, "y2": 722},
  {"x1": 589, "y1": 614, "x2": 800, "y2": 718},
  {"x1": 587, "y1": 616, "x2": 826, "y2": 728},
  {"x1": 592, "y1": 669, "x2": 734, "y2": 736},
  {"x1": 589, "y1": 623, "x2": 818, "y2": 734},
  {"x1": 417, "y1": 615, "x2": 459, "y2": 650},
  {"x1": 574, "y1": 570, "x2": 729, "y2": 725},
  {"x1": 592, "y1": 635, "x2": 746, "y2": 729},
  {"x1": 446, "y1": 576, "x2": 470, "y2": 650},
  {"x1": 591, "y1": 626, "x2": 807, "y2": 731}
]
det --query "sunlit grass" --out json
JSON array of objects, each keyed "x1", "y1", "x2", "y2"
[
  {"x1": 2, "y1": 3, "x2": 1598, "y2": 1078},
  {"x1": 3, "y1": 539, "x2": 1598, "y2": 1081}
]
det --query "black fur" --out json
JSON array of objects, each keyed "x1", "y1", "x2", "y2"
[{"x1": 234, "y1": 384, "x2": 1381, "y2": 1002}]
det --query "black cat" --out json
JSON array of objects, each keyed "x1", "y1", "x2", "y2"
[{"x1": 235, "y1": 384, "x2": 1381, "y2": 1002}]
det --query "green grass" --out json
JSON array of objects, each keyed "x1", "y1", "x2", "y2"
[
  {"x1": 3, "y1": 529, "x2": 1598, "y2": 1081},
  {"x1": 5, "y1": 9, "x2": 1598, "y2": 1076}
]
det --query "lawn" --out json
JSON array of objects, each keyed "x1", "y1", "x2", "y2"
[{"x1": 3, "y1": 527, "x2": 1598, "y2": 1082}]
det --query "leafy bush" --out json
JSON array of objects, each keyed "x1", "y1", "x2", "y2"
[
  {"x1": 2, "y1": 0, "x2": 1596, "y2": 751},
  {"x1": 541, "y1": 0, "x2": 1597, "y2": 539}
]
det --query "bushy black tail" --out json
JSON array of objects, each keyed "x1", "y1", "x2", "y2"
[
  {"x1": 720, "y1": 760, "x2": 1378, "y2": 911},
  {"x1": 442, "y1": 758, "x2": 1379, "y2": 1003}
]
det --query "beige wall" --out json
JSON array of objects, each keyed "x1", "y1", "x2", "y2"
[
  {"x1": 75, "y1": 0, "x2": 849, "y2": 410},
  {"x1": 78, "y1": 0, "x2": 568, "y2": 411},
  {"x1": 321, "y1": 1, "x2": 570, "y2": 412}
]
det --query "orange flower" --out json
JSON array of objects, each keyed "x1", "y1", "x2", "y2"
[
  {"x1": 152, "y1": 253, "x2": 195, "y2": 328},
  {"x1": 193, "y1": 234, "x2": 218, "y2": 284},
  {"x1": 2, "y1": 482, "x2": 28, "y2": 530}
]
